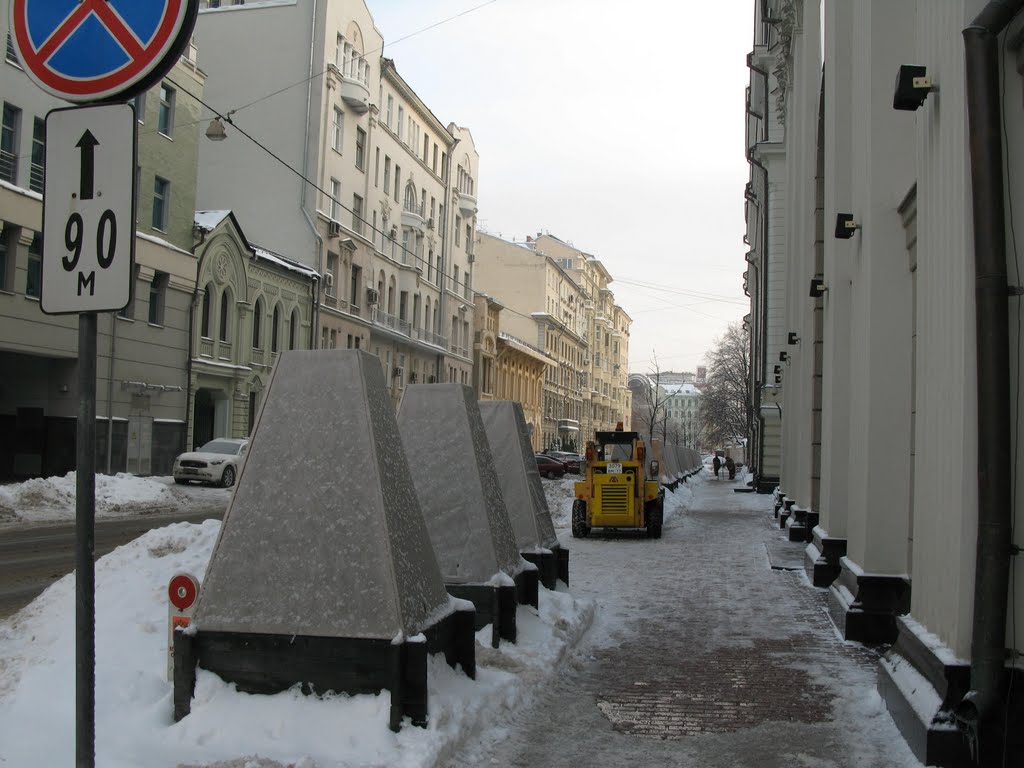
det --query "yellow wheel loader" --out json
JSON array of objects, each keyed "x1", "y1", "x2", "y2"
[{"x1": 571, "y1": 423, "x2": 665, "y2": 539}]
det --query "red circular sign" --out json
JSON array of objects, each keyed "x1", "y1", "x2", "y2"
[
  {"x1": 168, "y1": 573, "x2": 199, "y2": 611},
  {"x1": 9, "y1": 0, "x2": 198, "y2": 103}
]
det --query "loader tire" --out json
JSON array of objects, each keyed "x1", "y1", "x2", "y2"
[
  {"x1": 571, "y1": 500, "x2": 590, "y2": 538},
  {"x1": 646, "y1": 499, "x2": 663, "y2": 539}
]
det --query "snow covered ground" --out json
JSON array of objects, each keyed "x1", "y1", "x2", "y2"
[
  {"x1": 0, "y1": 472, "x2": 601, "y2": 767},
  {"x1": 0, "y1": 473, "x2": 231, "y2": 525}
]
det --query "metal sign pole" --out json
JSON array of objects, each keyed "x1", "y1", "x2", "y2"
[{"x1": 76, "y1": 312, "x2": 97, "y2": 768}]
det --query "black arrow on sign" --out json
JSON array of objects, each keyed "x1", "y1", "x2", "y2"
[{"x1": 76, "y1": 130, "x2": 98, "y2": 200}]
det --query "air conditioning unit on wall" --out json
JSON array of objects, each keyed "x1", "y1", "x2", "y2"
[
  {"x1": 327, "y1": 221, "x2": 342, "y2": 238},
  {"x1": 366, "y1": 288, "x2": 380, "y2": 305}
]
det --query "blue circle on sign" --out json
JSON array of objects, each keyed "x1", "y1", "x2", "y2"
[{"x1": 10, "y1": 0, "x2": 199, "y2": 103}]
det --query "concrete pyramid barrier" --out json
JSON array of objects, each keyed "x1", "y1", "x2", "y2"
[
  {"x1": 478, "y1": 400, "x2": 568, "y2": 589},
  {"x1": 398, "y1": 384, "x2": 538, "y2": 647},
  {"x1": 173, "y1": 350, "x2": 475, "y2": 731}
]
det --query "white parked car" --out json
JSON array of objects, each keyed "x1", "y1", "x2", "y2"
[{"x1": 173, "y1": 438, "x2": 250, "y2": 488}]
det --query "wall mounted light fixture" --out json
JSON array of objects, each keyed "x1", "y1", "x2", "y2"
[
  {"x1": 809, "y1": 278, "x2": 829, "y2": 298},
  {"x1": 788, "y1": 332, "x2": 800, "y2": 345},
  {"x1": 835, "y1": 213, "x2": 860, "y2": 239},
  {"x1": 779, "y1": 351, "x2": 788, "y2": 362},
  {"x1": 893, "y1": 65, "x2": 937, "y2": 111}
]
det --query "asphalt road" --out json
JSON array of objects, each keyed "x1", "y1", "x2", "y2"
[{"x1": 0, "y1": 508, "x2": 225, "y2": 619}]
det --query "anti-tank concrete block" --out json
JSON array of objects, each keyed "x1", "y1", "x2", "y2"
[{"x1": 177, "y1": 350, "x2": 473, "y2": 729}]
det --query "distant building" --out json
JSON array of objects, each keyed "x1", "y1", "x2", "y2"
[{"x1": 0, "y1": 38, "x2": 206, "y2": 478}]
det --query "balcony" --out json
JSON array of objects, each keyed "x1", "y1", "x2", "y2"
[
  {"x1": 340, "y1": 76, "x2": 370, "y2": 114},
  {"x1": 371, "y1": 306, "x2": 412, "y2": 337},
  {"x1": 401, "y1": 208, "x2": 426, "y2": 234},
  {"x1": 457, "y1": 191, "x2": 477, "y2": 217}
]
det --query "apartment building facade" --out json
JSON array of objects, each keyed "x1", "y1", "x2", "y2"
[
  {"x1": 749, "y1": 1, "x2": 1024, "y2": 765},
  {"x1": 0, "y1": 18, "x2": 206, "y2": 478},
  {"x1": 471, "y1": 293, "x2": 551, "y2": 451},
  {"x1": 474, "y1": 231, "x2": 632, "y2": 450},
  {"x1": 193, "y1": 0, "x2": 477, "y2": 405}
]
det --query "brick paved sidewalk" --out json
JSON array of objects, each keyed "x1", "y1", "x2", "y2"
[{"x1": 446, "y1": 477, "x2": 925, "y2": 768}]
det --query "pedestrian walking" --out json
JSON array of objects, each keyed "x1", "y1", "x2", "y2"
[
  {"x1": 725, "y1": 456, "x2": 736, "y2": 480},
  {"x1": 712, "y1": 455, "x2": 721, "y2": 478}
]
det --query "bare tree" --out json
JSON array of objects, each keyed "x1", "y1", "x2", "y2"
[
  {"x1": 629, "y1": 356, "x2": 669, "y2": 444},
  {"x1": 700, "y1": 322, "x2": 751, "y2": 449}
]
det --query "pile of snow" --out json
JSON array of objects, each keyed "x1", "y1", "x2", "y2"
[
  {"x1": 0, "y1": 472, "x2": 184, "y2": 524},
  {"x1": 543, "y1": 476, "x2": 577, "y2": 528},
  {"x1": 0, "y1": 519, "x2": 594, "y2": 767}
]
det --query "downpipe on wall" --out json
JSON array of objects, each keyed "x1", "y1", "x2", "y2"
[{"x1": 956, "y1": 0, "x2": 1023, "y2": 748}]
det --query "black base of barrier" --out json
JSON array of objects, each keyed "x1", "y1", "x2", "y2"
[
  {"x1": 521, "y1": 548, "x2": 569, "y2": 590},
  {"x1": 173, "y1": 606, "x2": 476, "y2": 732}
]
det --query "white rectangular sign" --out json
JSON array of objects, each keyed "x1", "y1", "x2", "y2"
[{"x1": 41, "y1": 103, "x2": 136, "y2": 315}]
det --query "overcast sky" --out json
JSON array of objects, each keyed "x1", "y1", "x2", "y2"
[{"x1": 370, "y1": 0, "x2": 753, "y2": 375}]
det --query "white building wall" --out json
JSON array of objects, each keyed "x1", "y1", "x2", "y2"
[
  {"x1": 195, "y1": 2, "x2": 325, "y2": 267},
  {"x1": 819, "y1": 0, "x2": 855, "y2": 539},
  {"x1": 908, "y1": 0, "x2": 984, "y2": 659},
  {"x1": 842, "y1": 0, "x2": 915, "y2": 574},
  {"x1": 780, "y1": 2, "x2": 822, "y2": 508}
]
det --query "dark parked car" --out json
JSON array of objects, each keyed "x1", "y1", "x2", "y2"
[
  {"x1": 535, "y1": 454, "x2": 568, "y2": 479},
  {"x1": 545, "y1": 450, "x2": 583, "y2": 474}
]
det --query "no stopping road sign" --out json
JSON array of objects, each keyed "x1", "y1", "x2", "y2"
[{"x1": 9, "y1": 0, "x2": 199, "y2": 103}]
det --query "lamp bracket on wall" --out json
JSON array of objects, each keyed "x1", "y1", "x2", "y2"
[
  {"x1": 809, "y1": 278, "x2": 829, "y2": 299},
  {"x1": 835, "y1": 213, "x2": 860, "y2": 239},
  {"x1": 788, "y1": 332, "x2": 800, "y2": 345},
  {"x1": 893, "y1": 65, "x2": 937, "y2": 111}
]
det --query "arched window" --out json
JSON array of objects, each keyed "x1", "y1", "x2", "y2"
[
  {"x1": 200, "y1": 284, "x2": 213, "y2": 338},
  {"x1": 289, "y1": 308, "x2": 299, "y2": 350},
  {"x1": 219, "y1": 290, "x2": 231, "y2": 342},
  {"x1": 271, "y1": 305, "x2": 281, "y2": 352},
  {"x1": 403, "y1": 183, "x2": 418, "y2": 214},
  {"x1": 252, "y1": 298, "x2": 264, "y2": 349}
]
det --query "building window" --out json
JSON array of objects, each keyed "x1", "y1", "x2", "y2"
[
  {"x1": 455, "y1": 216, "x2": 461, "y2": 246},
  {"x1": 374, "y1": 148, "x2": 380, "y2": 187},
  {"x1": 148, "y1": 271, "x2": 168, "y2": 325},
  {"x1": 383, "y1": 156, "x2": 391, "y2": 194},
  {"x1": 397, "y1": 106, "x2": 404, "y2": 140},
  {"x1": 394, "y1": 165, "x2": 400, "y2": 201},
  {"x1": 152, "y1": 176, "x2": 169, "y2": 230},
  {"x1": 355, "y1": 127, "x2": 366, "y2": 170},
  {"x1": 29, "y1": 117, "x2": 44, "y2": 193},
  {"x1": 252, "y1": 297, "x2": 264, "y2": 348},
  {"x1": 423, "y1": 135, "x2": 430, "y2": 163},
  {"x1": 0, "y1": 228, "x2": 11, "y2": 292},
  {"x1": 466, "y1": 223, "x2": 472, "y2": 254},
  {"x1": 26, "y1": 234, "x2": 41, "y2": 298},
  {"x1": 1, "y1": 102, "x2": 20, "y2": 184},
  {"x1": 6, "y1": 32, "x2": 19, "y2": 65},
  {"x1": 158, "y1": 84, "x2": 175, "y2": 136},
  {"x1": 330, "y1": 177, "x2": 341, "y2": 220},
  {"x1": 432, "y1": 144, "x2": 438, "y2": 174},
  {"x1": 403, "y1": 184, "x2": 417, "y2": 214},
  {"x1": 219, "y1": 291, "x2": 231, "y2": 342},
  {"x1": 386, "y1": 95, "x2": 393, "y2": 128},
  {"x1": 350, "y1": 264, "x2": 362, "y2": 307},
  {"x1": 332, "y1": 106, "x2": 343, "y2": 151},
  {"x1": 201, "y1": 285, "x2": 212, "y2": 337},
  {"x1": 290, "y1": 309, "x2": 299, "y2": 350},
  {"x1": 325, "y1": 252, "x2": 338, "y2": 296},
  {"x1": 271, "y1": 306, "x2": 280, "y2": 353},
  {"x1": 352, "y1": 194, "x2": 364, "y2": 235}
]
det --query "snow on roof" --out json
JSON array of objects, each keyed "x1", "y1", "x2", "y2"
[
  {"x1": 194, "y1": 210, "x2": 231, "y2": 231},
  {"x1": 251, "y1": 245, "x2": 319, "y2": 278},
  {"x1": 663, "y1": 382, "x2": 701, "y2": 396}
]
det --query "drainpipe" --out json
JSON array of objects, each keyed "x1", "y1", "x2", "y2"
[
  {"x1": 955, "y1": 0, "x2": 1023, "y2": 733},
  {"x1": 300, "y1": 0, "x2": 323, "y2": 349},
  {"x1": 106, "y1": 313, "x2": 117, "y2": 474}
]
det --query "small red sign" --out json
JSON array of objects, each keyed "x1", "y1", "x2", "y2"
[{"x1": 168, "y1": 573, "x2": 198, "y2": 611}]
